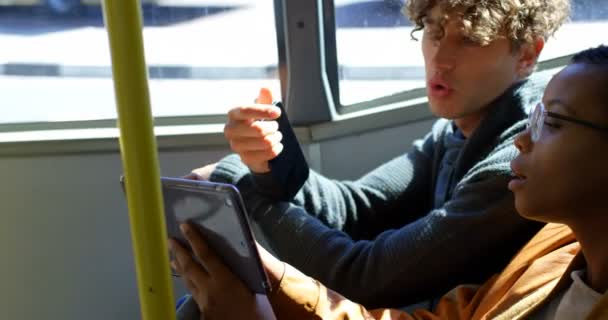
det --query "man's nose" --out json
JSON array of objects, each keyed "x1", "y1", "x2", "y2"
[{"x1": 432, "y1": 40, "x2": 456, "y2": 71}]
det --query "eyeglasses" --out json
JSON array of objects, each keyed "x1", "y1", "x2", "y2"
[{"x1": 527, "y1": 102, "x2": 608, "y2": 142}]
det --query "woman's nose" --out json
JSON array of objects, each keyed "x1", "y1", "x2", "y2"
[{"x1": 514, "y1": 127, "x2": 533, "y2": 153}]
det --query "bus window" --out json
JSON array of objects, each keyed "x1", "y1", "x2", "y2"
[
  {"x1": 0, "y1": 1, "x2": 279, "y2": 127},
  {"x1": 334, "y1": 0, "x2": 608, "y2": 109}
]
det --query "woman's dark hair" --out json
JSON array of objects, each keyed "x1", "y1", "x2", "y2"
[
  {"x1": 571, "y1": 45, "x2": 608, "y2": 120},
  {"x1": 571, "y1": 45, "x2": 608, "y2": 65}
]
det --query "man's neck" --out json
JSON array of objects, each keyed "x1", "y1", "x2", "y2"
[
  {"x1": 454, "y1": 109, "x2": 490, "y2": 138},
  {"x1": 455, "y1": 78, "x2": 527, "y2": 138}
]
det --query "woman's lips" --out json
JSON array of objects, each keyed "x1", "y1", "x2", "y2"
[
  {"x1": 509, "y1": 161, "x2": 527, "y2": 191},
  {"x1": 508, "y1": 176, "x2": 527, "y2": 191}
]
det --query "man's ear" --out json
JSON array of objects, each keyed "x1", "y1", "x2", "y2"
[{"x1": 517, "y1": 38, "x2": 545, "y2": 78}]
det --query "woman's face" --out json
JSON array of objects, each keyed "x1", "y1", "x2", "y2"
[{"x1": 509, "y1": 63, "x2": 608, "y2": 224}]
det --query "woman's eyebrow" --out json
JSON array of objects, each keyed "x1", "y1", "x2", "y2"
[{"x1": 546, "y1": 99, "x2": 578, "y2": 117}]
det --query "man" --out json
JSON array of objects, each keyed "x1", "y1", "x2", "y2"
[{"x1": 179, "y1": 0, "x2": 570, "y2": 315}]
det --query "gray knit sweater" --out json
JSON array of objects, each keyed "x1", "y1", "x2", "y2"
[{"x1": 177, "y1": 72, "x2": 553, "y2": 318}]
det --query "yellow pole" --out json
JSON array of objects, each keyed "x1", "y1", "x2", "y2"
[{"x1": 101, "y1": 1, "x2": 176, "y2": 319}]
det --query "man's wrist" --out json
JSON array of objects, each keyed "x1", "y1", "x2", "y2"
[{"x1": 249, "y1": 162, "x2": 271, "y2": 174}]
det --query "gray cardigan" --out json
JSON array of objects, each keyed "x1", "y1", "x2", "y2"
[{"x1": 177, "y1": 72, "x2": 552, "y2": 318}]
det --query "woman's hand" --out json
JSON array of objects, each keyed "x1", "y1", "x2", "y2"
[{"x1": 170, "y1": 223, "x2": 278, "y2": 320}]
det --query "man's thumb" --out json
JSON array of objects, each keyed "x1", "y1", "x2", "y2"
[{"x1": 255, "y1": 87, "x2": 273, "y2": 104}]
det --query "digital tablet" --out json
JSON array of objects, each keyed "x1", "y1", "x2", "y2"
[{"x1": 121, "y1": 176, "x2": 272, "y2": 294}]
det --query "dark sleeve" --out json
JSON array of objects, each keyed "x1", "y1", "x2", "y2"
[
  {"x1": 213, "y1": 130, "x2": 437, "y2": 240},
  {"x1": 208, "y1": 153, "x2": 250, "y2": 185},
  {"x1": 249, "y1": 154, "x2": 543, "y2": 308},
  {"x1": 286, "y1": 139, "x2": 434, "y2": 239}
]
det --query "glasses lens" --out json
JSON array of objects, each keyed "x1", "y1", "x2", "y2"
[
  {"x1": 529, "y1": 103, "x2": 538, "y2": 141},
  {"x1": 533, "y1": 103, "x2": 545, "y2": 141}
]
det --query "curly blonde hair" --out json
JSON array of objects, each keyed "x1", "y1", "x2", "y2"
[{"x1": 404, "y1": 0, "x2": 570, "y2": 47}]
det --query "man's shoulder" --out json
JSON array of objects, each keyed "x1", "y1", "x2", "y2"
[
  {"x1": 495, "y1": 118, "x2": 528, "y2": 147},
  {"x1": 463, "y1": 119, "x2": 528, "y2": 182},
  {"x1": 409, "y1": 118, "x2": 450, "y2": 156}
]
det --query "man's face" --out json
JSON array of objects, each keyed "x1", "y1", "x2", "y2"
[{"x1": 421, "y1": 5, "x2": 527, "y2": 135}]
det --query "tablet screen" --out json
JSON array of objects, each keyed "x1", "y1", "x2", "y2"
[{"x1": 160, "y1": 178, "x2": 271, "y2": 294}]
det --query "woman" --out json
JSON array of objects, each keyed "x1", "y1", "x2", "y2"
[{"x1": 171, "y1": 45, "x2": 608, "y2": 320}]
